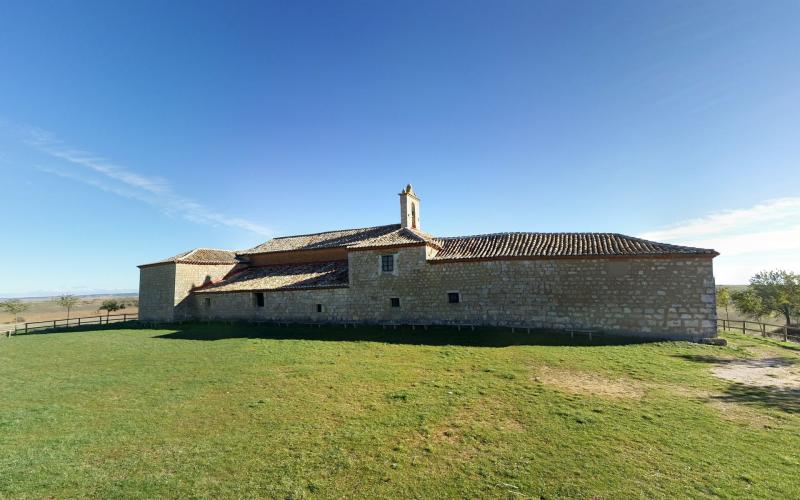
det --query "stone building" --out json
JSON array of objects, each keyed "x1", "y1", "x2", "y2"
[{"x1": 138, "y1": 185, "x2": 719, "y2": 340}]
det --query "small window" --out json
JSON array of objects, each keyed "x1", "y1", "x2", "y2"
[
  {"x1": 204, "y1": 297, "x2": 211, "y2": 308},
  {"x1": 381, "y1": 255, "x2": 394, "y2": 272},
  {"x1": 316, "y1": 304, "x2": 323, "y2": 313},
  {"x1": 390, "y1": 297, "x2": 400, "y2": 308},
  {"x1": 448, "y1": 292, "x2": 461, "y2": 304},
  {"x1": 254, "y1": 292, "x2": 265, "y2": 307}
]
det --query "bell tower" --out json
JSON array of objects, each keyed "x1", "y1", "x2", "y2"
[{"x1": 399, "y1": 184, "x2": 420, "y2": 230}]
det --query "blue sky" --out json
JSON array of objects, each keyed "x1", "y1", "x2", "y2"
[{"x1": 1, "y1": 0, "x2": 799, "y2": 297}]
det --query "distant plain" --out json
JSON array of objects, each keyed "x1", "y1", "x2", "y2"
[{"x1": 0, "y1": 294, "x2": 138, "y2": 325}]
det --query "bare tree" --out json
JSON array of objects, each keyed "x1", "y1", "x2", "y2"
[
  {"x1": 1, "y1": 299, "x2": 29, "y2": 323},
  {"x1": 56, "y1": 294, "x2": 80, "y2": 320}
]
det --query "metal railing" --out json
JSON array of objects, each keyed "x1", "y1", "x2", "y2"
[{"x1": 2, "y1": 313, "x2": 138, "y2": 336}]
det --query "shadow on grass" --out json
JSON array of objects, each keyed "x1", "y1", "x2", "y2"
[
  {"x1": 676, "y1": 353, "x2": 800, "y2": 413},
  {"x1": 674, "y1": 354, "x2": 734, "y2": 364},
  {"x1": 674, "y1": 354, "x2": 798, "y2": 366},
  {"x1": 775, "y1": 342, "x2": 800, "y2": 353},
  {"x1": 714, "y1": 383, "x2": 800, "y2": 414},
  {"x1": 149, "y1": 322, "x2": 660, "y2": 348}
]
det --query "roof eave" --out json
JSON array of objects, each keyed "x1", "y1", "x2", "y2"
[
  {"x1": 193, "y1": 284, "x2": 350, "y2": 294},
  {"x1": 138, "y1": 260, "x2": 238, "y2": 269},
  {"x1": 347, "y1": 241, "x2": 431, "y2": 252},
  {"x1": 430, "y1": 252, "x2": 718, "y2": 264}
]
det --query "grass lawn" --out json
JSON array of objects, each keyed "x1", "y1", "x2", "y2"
[{"x1": 1, "y1": 324, "x2": 799, "y2": 498}]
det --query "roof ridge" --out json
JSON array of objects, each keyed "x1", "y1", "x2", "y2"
[
  {"x1": 190, "y1": 247, "x2": 235, "y2": 253},
  {"x1": 182, "y1": 249, "x2": 199, "y2": 259},
  {"x1": 435, "y1": 231, "x2": 624, "y2": 240},
  {"x1": 270, "y1": 223, "x2": 400, "y2": 240},
  {"x1": 618, "y1": 234, "x2": 703, "y2": 250}
]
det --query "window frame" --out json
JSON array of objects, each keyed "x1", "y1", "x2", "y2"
[
  {"x1": 316, "y1": 303, "x2": 323, "y2": 313},
  {"x1": 447, "y1": 291, "x2": 461, "y2": 304},
  {"x1": 381, "y1": 254, "x2": 394, "y2": 273},
  {"x1": 390, "y1": 297, "x2": 400, "y2": 308},
  {"x1": 254, "y1": 292, "x2": 265, "y2": 308}
]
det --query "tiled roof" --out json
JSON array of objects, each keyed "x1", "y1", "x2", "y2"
[
  {"x1": 430, "y1": 233, "x2": 717, "y2": 261},
  {"x1": 348, "y1": 227, "x2": 438, "y2": 249},
  {"x1": 194, "y1": 261, "x2": 349, "y2": 293},
  {"x1": 139, "y1": 248, "x2": 238, "y2": 268},
  {"x1": 239, "y1": 224, "x2": 401, "y2": 255}
]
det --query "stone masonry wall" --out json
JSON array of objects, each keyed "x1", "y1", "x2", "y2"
[
  {"x1": 189, "y1": 288, "x2": 350, "y2": 322},
  {"x1": 345, "y1": 246, "x2": 716, "y2": 339},
  {"x1": 173, "y1": 263, "x2": 237, "y2": 320},
  {"x1": 139, "y1": 264, "x2": 177, "y2": 322},
  {"x1": 164, "y1": 245, "x2": 716, "y2": 340},
  {"x1": 138, "y1": 262, "x2": 236, "y2": 322}
]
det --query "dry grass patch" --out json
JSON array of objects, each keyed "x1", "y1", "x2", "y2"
[
  {"x1": 708, "y1": 400, "x2": 784, "y2": 429},
  {"x1": 534, "y1": 365, "x2": 648, "y2": 399}
]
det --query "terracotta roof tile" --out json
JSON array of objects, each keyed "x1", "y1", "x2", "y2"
[
  {"x1": 239, "y1": 224, "x2": 401, "y2": 255},
  {"x1": 348, "y1": 227, "x2": 438, "y2": 249},
  {"x1": 139, "y1": 248, "x2": 238, "y2": 268},
  {"x1": 194, "y1": 261, "x2": 349, "y2": 293},
  {"x1": 431, "y1": 233, "x2": 717, "y2": 260}
]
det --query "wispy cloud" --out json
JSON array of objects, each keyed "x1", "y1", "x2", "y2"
[
  {"x1": 640, "y1": 198, "x2": 800, "y2": 283},
  {"x1": 25, "y1": 127, "x2": 272, "y2": 237}
]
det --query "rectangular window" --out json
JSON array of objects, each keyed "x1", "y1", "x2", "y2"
[
  {"x1": 254, "y1": 292, "x2": 265, "y2": 307},
  {"x1": 381, "y1": 254, "x2": 394, "y2": 272},
  {"x1": 390, "y1": 297, "x2": 400, "y2": 308},
  {"x1": 448, "y1": 292, "x2": 461, "y2": 304},
  {"x1": 316, "y1": 304, "x2": 323, "y2": 313},
  {"x1": 204, "y1": 297, "x2": 211, "y2": 308}
]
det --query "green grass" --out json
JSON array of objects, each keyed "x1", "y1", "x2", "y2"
[{"x1": 1, "y1": 324, "x2": 799, "y2": 498}]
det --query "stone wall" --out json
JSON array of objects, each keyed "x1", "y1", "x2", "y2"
[
  {"x1": 173, "y1": 263, "x2": 237, "y2": 320},
  {"x1": 147, "y1": 245, "x2": 716, "y2": 340},
  {"x1": 190, "y1": 288, "x2": 350, "y2": 322},
  {"x1": 139, "y1": 264, "x2": 177, "y2": 322},
  {"x1": 345, "y1": 246, "x2": 716, "y2": 339},
  {"x1": 138, "y1": 262, "x2": 236, "y2": 322}
]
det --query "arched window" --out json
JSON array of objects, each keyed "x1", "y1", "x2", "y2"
[{"x1": 411, "y1": 203, "x2": 417, "y2": 229}]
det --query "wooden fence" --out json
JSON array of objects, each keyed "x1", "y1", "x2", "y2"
[
  {"x1": 2, "y1": 313, "x2": 138, "y2": 337},
  {"x1": 717, "y1": 319, "x2": 799, "y2": 343}
]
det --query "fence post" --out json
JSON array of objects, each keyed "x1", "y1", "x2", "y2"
[
  {"x1": 78, "y1": 317, "x2": 81, "y2": 326},
  {"x1": 784, "y1": 326, "x2": 789, "y2": 342},
  {"x1": 25, "y1": 323, "x2": 28, "y2": 334},
  {"x1": 742, "y1": 321, "x2": 746, "y2": 335},
  {"x1": 761, "y1": 323, "x2": 766, "y2": 337},
  {"x1": 123, "y1": 314, "x2": 127, "y2": 322}
]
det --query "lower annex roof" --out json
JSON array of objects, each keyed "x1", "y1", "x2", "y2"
[{"x1": 193, "y1": 261, "x2": 349, "y2": 294}]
